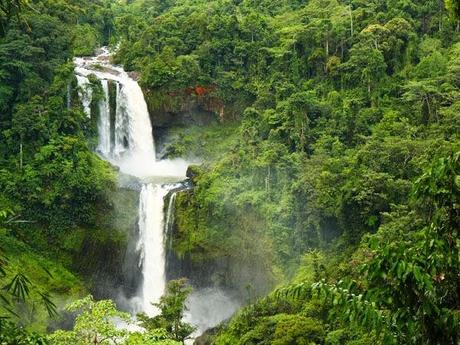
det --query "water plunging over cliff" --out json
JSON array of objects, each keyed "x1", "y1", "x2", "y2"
[
  {"x1": 75, "y1": 48, "x2": 239, "y2": 339},
  {"x1": 75, "y1": 50, "x2": 156, "y2": 165},
  {"x1": 137, "y1": 184, "x2": 168, "y2": 315},
  {"x1": 75, "y1": 75, "x2": 92, "y2": 117},
  {"x1": 74, "y1": 48, "x2": 187, "y2": 317},
  {"x1": 97, "y1": 79, "x2": 111, "y2": 156}
]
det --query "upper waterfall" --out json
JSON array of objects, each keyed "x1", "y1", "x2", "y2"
[
  {"x1": 74, "y1": 48, "x2": 156, "y2": 170},
  {"x1": 74, "y1": 49, "x2": 190, "y2": 180},
  {"x1": 75, "y1": 75, "x2": 92, "y2": 117},
  {"x1": 98, "y1": 79, "x2": 111, "y2": 156}
]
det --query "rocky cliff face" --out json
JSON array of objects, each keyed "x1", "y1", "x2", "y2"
[{"x1": 144, "y1": 88, "x2": 224, "y2": 129}]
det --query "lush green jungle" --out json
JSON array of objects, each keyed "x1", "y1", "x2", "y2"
[{"x1": 0, "y1": 0, "x2": 459, "y2": 344}]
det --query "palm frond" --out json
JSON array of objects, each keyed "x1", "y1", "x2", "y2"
[
  {"x1": 3, "y1": 273, "x2": 31, "y2": 302},
  {"x1": 275, "y1": 281, "x2": 311, "y2": 300},
  {"x1": 38, "y1": 291, "x2": 57, "y2": 317}
]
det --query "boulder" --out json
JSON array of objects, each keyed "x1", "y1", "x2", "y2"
[{"x1": 186, "y1": 165, "x2": 203, "y2": 182}]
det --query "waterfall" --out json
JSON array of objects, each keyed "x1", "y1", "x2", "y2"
[
  {"x1": 97, "y1": 79, "x2": 111, "y2": 156},
  {"x1": 74, "y1": 48, "x2": 237, "y2": 340},
  {"x1": 165, "y1": 192, "x2": 177, "y2": 251},
  {"x1": 66, "y1": 83, "x2": 71, "y2": 109},
  {"x1": 137, "y1": 184, "x2": 169, "y2": 315},
  {"x1": 76, "y1": 75, "x2": 92, "y2": 117},
  {"x1": 114, "y1": 82, "x2": 129, "y2": 158},
  {"x1": 74, "y1": 48, "x2": 188, "y2": 318},
  {"x1": 120, "y1": 78, "x2": 156, "y2": 158}
]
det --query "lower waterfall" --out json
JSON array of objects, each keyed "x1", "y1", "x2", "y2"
[{"x1": 137, "y1": 184, "x2": 169, "y2": 316}]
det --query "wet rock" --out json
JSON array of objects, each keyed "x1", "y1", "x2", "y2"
[
  {"x1": 193, "y1": 326, "x2": 220, "y2": 345},
  {"x1": 128, "y1": 71, "x2": 141, "y2": 80},
  {"x1": 186, "y1": 165, "x2": 203, "y2": 182},
  {"x1": 143, "y1": 88, "x2": 221, "y2": 128}
]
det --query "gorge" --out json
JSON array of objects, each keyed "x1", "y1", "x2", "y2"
[{"x1": 74, "y1": 48, "x2": 238, "y2": 336}]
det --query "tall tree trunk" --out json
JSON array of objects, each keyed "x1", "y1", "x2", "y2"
[
  {"x1": 19, "y1": 139, "x2": 23, "y2": 171},
  {"x1": 439, "y1": 0, "x2": 444, "y2": 32}
]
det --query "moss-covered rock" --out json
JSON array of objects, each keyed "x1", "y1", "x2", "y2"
[
  {"x1": 144, "y1": 89, "x2": 221, "y2": 128},
  {"x1": 158, "y1": 122, "x2": 239, "y2": 160},
  {"x1": 64, "y1": 186, "x2": 139, "y2": 298},
  {"x1": 170, "y1": 180, "x2": 277, "y2": 297},
  {"x1": 186, "y1": 165, "x2": 204, "y2": 183}
]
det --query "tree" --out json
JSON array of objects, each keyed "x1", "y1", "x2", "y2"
[
  {"x1": 341, "y1": 43, "x2": 387, "y2": 99},
  {"x1": 303, "y1": 0, "x2": 349, "y2": 59},
  {"x1": 0, "y1": 320, "x2": 48, "y2": 345},
  {"x1": 48, "y1": 296, "x2": 181, "y2": 345},
  {"x1": 48, "y1": 295, "x2": 130, "y2": 345},
  {"x1": 0, "y1": 209, "x2": 57, "y2": 320},
  {"x1": 138, "y1": 279, "x2": 195, "y2": 344},
  {"x1": 0, "y1": 0, "x2": 26, "y2": 37},
  {"x1": 445, "y1": 0, "x2": 460, "y2": 21},
  {"x1": 403, "y1": 79, "x2": 443, "y2": 124},
  {"x1": 315, "y1": 152, "x2": 460, "y2": 345}
]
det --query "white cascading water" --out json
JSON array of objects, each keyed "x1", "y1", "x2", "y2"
[
  {"x1": 75, "y1": 75, "x2": 92, "y2": 117},
  {"x1": 97, "y1": 79, "x2": 111, "y2": 156},
  {"x1": 67, "y1": 84, "x2": 72, "y2": 109},
  {"x1": 165, "y1": 192, "x2": 177, "y2": 251},
  {"x1": 114, "y1": 82, "x2": 127, "y2": 158},
  {"x1": 137, "y1": 184, "x2": 170, "y2": 315},
  {"x1": 74, "y1": 47, "x2": 187, "y2": 317},
  {"x1": 74, "y1": 48, "x2": 237, "y2": 339}
]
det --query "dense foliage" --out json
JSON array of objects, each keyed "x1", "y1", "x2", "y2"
[
  {"x1": 114, "y1": 0, "x2": 459, "y2": 280},
  {"x1": 0, "y1": 0, "x2": 119, "y2": 338},
  {"x1": 0, "y1": 0, "x2": 117, "y2": 232},
  {"x1": 209, "y1": 151, "x2": 459, "y2": 344},
  {"x1": 324, "y1": 152, "x2": 460, "y2": 344},
  {"x1": 0, "y1": 0, "x2": 459, "y2": 343},
  {"x1": 138, "y1": 279, "x2": 195, "y2": 344},
  {"x1": 113, "y1": 0, "x2": 460, "y2": 343},
  {"x1": 47, "y1": 295, "x2": 180, "y2": 345}
]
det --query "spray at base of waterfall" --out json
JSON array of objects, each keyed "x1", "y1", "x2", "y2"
[{"x1": 185, "y1": 288, "x2": 240, "y2": 338}]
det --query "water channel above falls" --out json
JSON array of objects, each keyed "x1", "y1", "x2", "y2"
[{"x1": 74, "y1": 48, "x2": 239, "y2": 338}]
